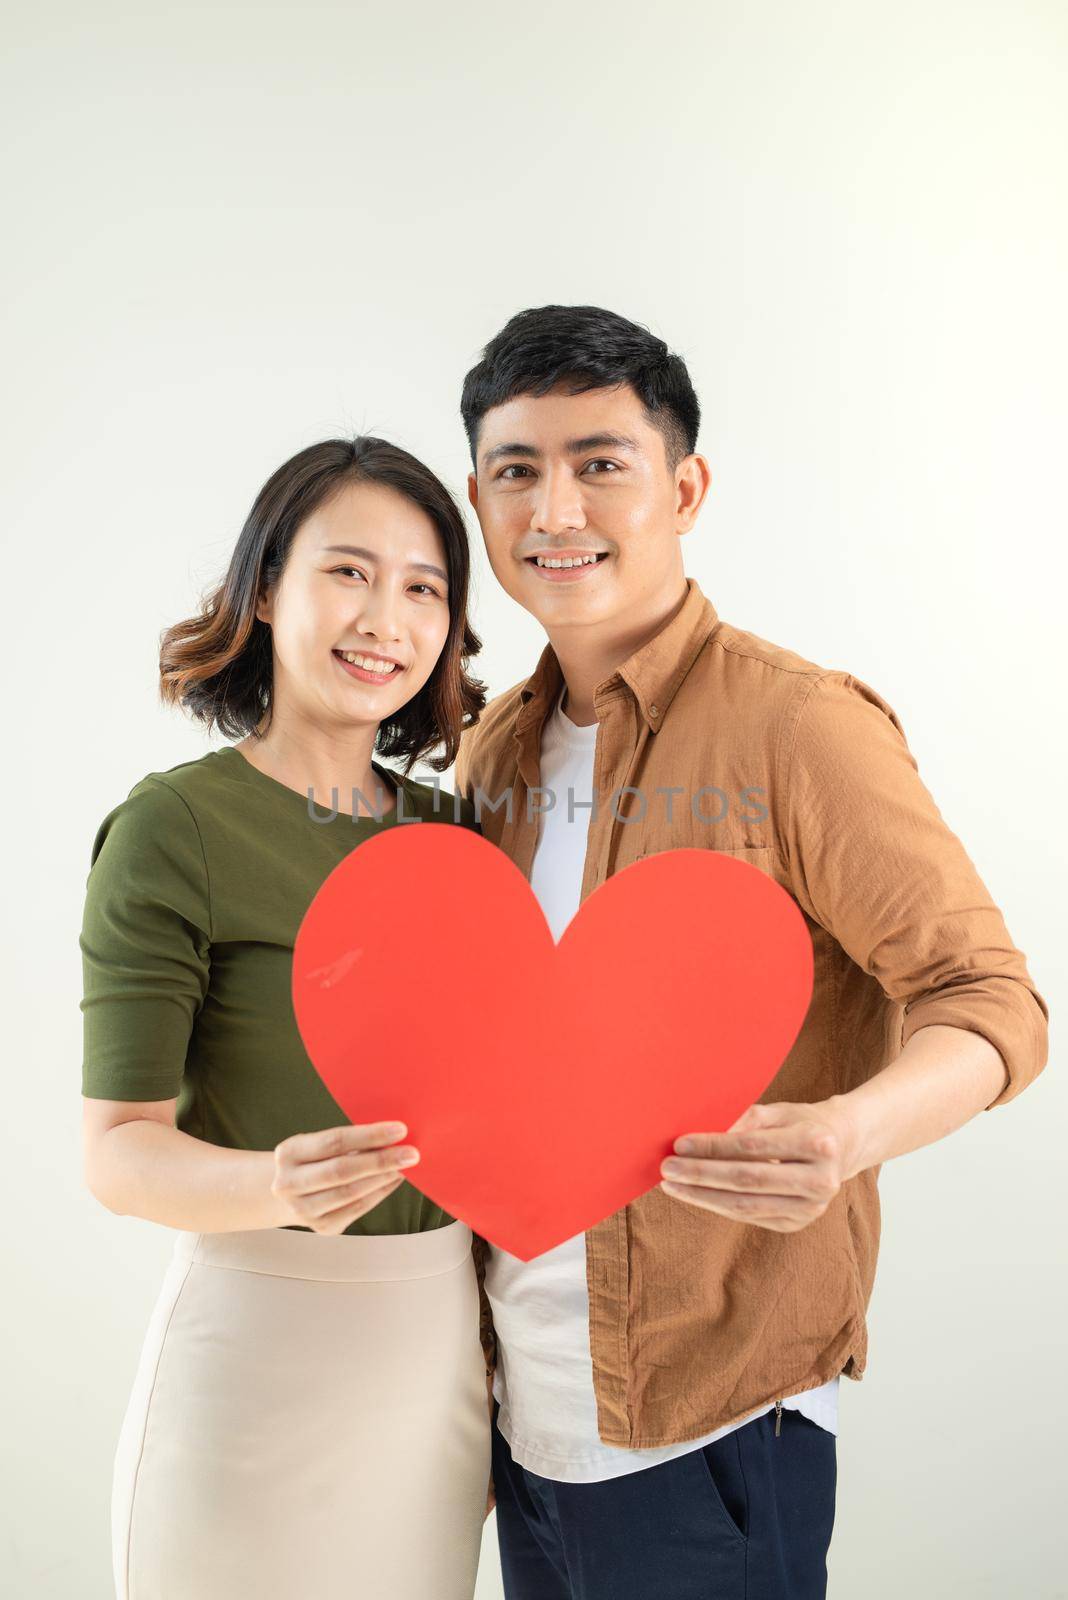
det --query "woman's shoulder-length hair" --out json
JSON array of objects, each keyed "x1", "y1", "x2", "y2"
[{"x1": 159, "y1": 436, "x2": 486, "y2": 773}]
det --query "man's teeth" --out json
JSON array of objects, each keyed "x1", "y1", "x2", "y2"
[
  {"x1": 338, "y1": 651, "x2": 398, "y2": 674},
  {"x1": 534, "y1": 554, "x2": 602, "y2": 568}
]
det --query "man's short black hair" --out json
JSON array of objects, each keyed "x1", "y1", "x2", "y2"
[{"x1": 460, "y1": 304, "x2": 701, "y2": 472}]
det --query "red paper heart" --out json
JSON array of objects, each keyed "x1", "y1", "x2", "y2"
[{"x1": 292, "y1": 826, "x2": 813, "y2": 1259}]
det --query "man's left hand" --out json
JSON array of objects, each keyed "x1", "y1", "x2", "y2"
[{"x1": 659, "y1": 1097, "x2": 860, "y2": 1233}]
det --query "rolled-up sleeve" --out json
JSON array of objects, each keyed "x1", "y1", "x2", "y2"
[{"x1": 779, "y1": 671, "x2": 1049, "y2": 1109}]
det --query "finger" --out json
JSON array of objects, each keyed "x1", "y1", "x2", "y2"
[
  {"x1": 660, "y1": 1156, "x2": 834, "y2": 1201},
  {"x1": 318, "y1": 1171, "x2": 404, "y2": 1216},
  {"x1": 311, "y1": 1175, "x2": 405, "y2": 1233},
  {"x1": 281, "y1": 1143, "x2": 420, "y2": 1197},
  {"x1": 660, "y1": 1180, "x2": 819, "y2": 1222},
  {"x1": 304, "y1": 1166, "x2": 418, "y2": 1217},
  {"x1": 279, "y1": 1121, "x2": 408, "y2": 1165},
  {"x1": 672, "y1": 1123, "x2": 837, "y2": 1162}
]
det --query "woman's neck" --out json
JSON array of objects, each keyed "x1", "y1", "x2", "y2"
[{"x1": 234, "y1": 715, "x2": 397, "y2": 818}]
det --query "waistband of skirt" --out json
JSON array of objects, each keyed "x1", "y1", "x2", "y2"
[{"x1": 172, "y1": 1218, "x2": 474, "y2": 1282}]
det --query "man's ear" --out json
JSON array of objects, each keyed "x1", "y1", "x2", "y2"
[
  {"x1": 675, "y1": 453, "x2": 712, "y2": 534},
  {"x1": 467, "y1": 471, "x2": 479, "y2": 514}
]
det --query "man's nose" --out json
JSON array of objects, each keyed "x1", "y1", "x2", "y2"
[{"x1": 530, "y1": 468, "x2": 586, "y2": 536}]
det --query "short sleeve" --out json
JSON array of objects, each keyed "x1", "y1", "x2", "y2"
[
  {"x1": 779, "y1": 672, "x2": 1049, "y2": 1110},
  {"x1": 80, "y1": 777, "x2": 212, "y2": 1100}
]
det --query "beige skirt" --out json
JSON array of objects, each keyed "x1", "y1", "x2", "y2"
[{"x1": 111, "y1": 1219, "x2": 490, "y2": 1600}]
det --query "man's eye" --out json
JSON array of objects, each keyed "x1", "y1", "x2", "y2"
[
  {"x1": 499, "y1": 464, "x2": 533, "y2": 480},
  {"x1": 584, "y1": 459, "x2": 619, "y2": 474}
]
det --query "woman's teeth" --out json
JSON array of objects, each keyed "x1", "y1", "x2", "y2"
[
  {"x1": 337, "y1": 651, "x2": 398, "y2": 674},
  {"x1": 534, "y1": 554, "x2": 602, "y2": 568}
]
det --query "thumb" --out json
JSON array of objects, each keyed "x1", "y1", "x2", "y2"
[{"x1": 727, "y1": 1099, "x2": 790, "y2": 1134}]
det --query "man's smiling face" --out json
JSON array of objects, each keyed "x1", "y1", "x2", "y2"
[{"x1": 467, "y1": 381, "x2": 707, "y2": 635}]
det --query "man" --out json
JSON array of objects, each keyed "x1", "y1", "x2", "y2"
[{"x1": 453, "y1": 304, "x2": 1048, "y2": 1599}]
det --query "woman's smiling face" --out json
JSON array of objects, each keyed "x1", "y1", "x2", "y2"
[{"x1": 255, "y1": 479, "x2": 452, "y2": 732}]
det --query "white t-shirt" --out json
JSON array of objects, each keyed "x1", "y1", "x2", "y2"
[{"x1": 486, "y1": 684, "x2": 840, "y2": 1483}]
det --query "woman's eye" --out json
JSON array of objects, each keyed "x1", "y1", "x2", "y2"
[{"x1": 331, "y1": 567, "x2": 441, "y2": 600}]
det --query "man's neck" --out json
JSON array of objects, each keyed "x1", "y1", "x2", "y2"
[{"x1": 551, "y1": 576, "x2": 690, "y2": 726}]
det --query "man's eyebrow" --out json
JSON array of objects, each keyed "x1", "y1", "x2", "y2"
[
  {"x1": 321, "y1": 544, "x2": 448, "y2": 582},
  {"x1": 481, "y1": 432, "x2": 641, "y2": 467},
  {"x1": 566, "y1": 433, "x2": 641, "y2": 456}
]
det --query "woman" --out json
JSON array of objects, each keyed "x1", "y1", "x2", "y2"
[{"x1": 80, "y1": 437, "x2": 491, "y2": 1599}]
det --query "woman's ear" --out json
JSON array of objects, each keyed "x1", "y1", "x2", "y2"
[{"x1": 254, "y1": 586, "x2": 272, "y2": 626}]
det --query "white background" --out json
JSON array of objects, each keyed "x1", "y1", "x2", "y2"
[{"x1": 2, "y1": 2, "x2": 1065, "y2": 1595}]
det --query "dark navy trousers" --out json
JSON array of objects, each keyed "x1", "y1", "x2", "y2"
[{"x1": 491, "y1": 1400, "x2": 837, "y2": 1599}]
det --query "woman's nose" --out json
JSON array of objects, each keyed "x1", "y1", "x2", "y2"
[{"x1": 355, "y1": 583, "x2": 404, "y2": 642}]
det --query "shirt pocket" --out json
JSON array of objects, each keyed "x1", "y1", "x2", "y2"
[
  {"x1": 709, "y1": 841, "x2": 788, "y2": 885},
  {"x1": 637, "y1": 840, "x2": 787, "y2": 885}
]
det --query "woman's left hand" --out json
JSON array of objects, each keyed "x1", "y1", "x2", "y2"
[{"x1": 658, "y1": 1097, "x2": 859, "y2": 1233}]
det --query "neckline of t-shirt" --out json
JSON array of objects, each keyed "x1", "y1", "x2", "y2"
[
  {"x1": 213, "y1": 744, "x2": 407, "y2": 824},
  {"x1": 551, "y1": 685, "x2": 599, "y2": 745}
]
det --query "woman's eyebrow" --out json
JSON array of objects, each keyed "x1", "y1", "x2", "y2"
[{"x1": 321, "y1": 543, "x2": 448, "y2": 582}]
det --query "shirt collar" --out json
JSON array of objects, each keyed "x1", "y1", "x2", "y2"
[{"x1": 513, "y1": 577, "x2": 720, "y2": 765}]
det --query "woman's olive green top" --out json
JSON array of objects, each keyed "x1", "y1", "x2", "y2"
[{"x1": 80, "y1": 746, "x2": 478, "y2": 1235}]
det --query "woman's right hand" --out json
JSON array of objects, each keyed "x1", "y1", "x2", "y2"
[{"x1": 270, "y1": 1121, "x2": 420, "y2": 1234}]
